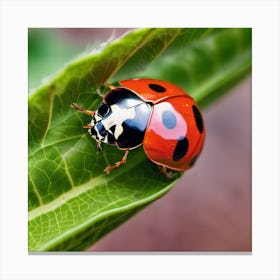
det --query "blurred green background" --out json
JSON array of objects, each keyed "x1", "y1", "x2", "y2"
[{"x1": 28, "y1": 28, "x2": 133, "y2": 92}]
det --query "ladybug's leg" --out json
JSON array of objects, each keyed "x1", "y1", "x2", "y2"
[
  {"x1": 96, "y1": 141, "x2": 102, "y2": 153},
  {"x1": 104, "y1": 149, "x2": 129, "y2": 174},
  {"x1": 83, "y1": 125, "x2": 93, "y2": 128},
  {"x1": 70, "y1": 103, "x2": 95, "y2": 116},
  {"x1": 157, "y1": 165, "x2": 178, "y2": 179}
]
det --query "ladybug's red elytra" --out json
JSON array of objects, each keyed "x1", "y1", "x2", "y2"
[{"x1": 71, "y1": 78, "x2": 205, "y2": 177}]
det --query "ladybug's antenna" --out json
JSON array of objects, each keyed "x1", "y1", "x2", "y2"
[{"x1": 70, "y1": 103, "x2": 95, "y2": 116}]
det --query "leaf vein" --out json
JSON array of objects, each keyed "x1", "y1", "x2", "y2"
[
  {"x1": 106, "y1": 28, "x2": 156, "y2": 82},
  {"x1": 40, "y1": 86, "x2": 55, "y2": 145},
  {"x1": 28, "y1": 152, "x2": 146, "y2": 221},
  {"x1": 28, "y1": 172, "x2": 44, "y2": 206}
]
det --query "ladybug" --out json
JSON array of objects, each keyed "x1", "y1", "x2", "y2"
[{"x1": 71, "y1": 78, "x2": 205, "y2": 177}]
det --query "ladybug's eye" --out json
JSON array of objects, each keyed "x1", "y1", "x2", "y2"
[{"x1": 97, "y1": 103, "x2": 110, "y2": 117}]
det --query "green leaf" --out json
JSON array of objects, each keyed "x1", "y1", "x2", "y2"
[{"x1": 28, "y1": 28, "x2": 252, "y2": 251}]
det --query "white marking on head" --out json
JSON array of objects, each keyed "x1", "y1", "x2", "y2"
[{"x1": 101, "y1": 104, "x2": 136, "y2": 139}]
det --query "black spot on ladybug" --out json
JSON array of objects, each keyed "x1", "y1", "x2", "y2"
[
  {"x1": 189, "y1": 154, "x2": 199, "y2": 167},
  {"x1": 192, "y1": 105, "x2": 204, "y2": 133},
  {"x1": 148, "y1": 83, "x2": 166, "y2": 93},
  {"x1": 162, "y1": 110, "x2": 177, "y2": 129},
  {"x1": 107, "y1": 131, "x2": 116, "y2": 144},
  {"x1": 173, "y1": 136, "x2": 189, "y2": 161},
  {"x1": 97, "y1": 103, "x2": 110, "y2": 117},
  {"x1": 90, "y1": 127, "x2": 97, "y2": 137},
  {"x1": 110, "y1": 125, "x2": 116, "y2": 134},
  {"x1": 108, "y1": 125, "x2": 116, "y2": 144}
]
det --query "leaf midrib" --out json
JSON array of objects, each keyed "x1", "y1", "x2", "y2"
[
  {"x1": 28, "y1": 150, "x2": 147, "y2": 221},
  {"x1": 35, "y1": 180, "x2": 176, "y2": 251}
]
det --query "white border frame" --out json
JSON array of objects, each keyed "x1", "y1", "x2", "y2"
[{"x1": 1, "y1": 0, "x2": 279, "y2": 279}]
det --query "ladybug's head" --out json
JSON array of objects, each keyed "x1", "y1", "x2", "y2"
[
  {"x1": 88, "y1": 98, "x2": 139, "y2": 147},
  {"x1": 88, "y1": 102, "x2": 117, "y2": 145}
]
